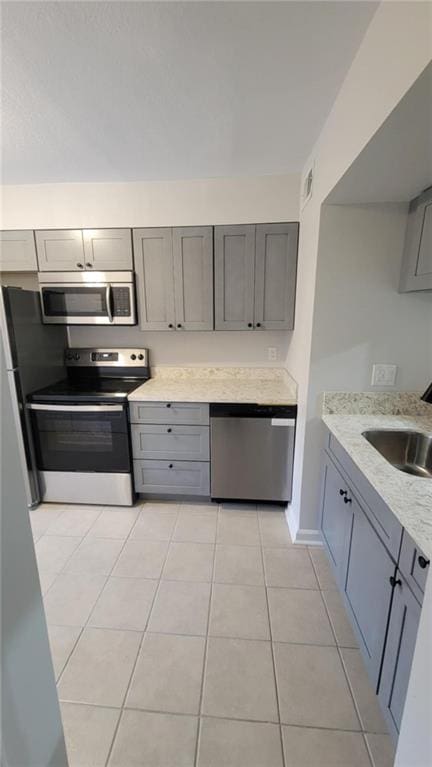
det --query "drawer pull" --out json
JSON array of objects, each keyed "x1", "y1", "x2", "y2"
[
  {"x1": 418, "y1": 555, "x2": 430, "y2": 569},
  {"x1": 339, "y1": 489, "x2": 348, "y2": 497},
  {"x1": 343, "y1": 496, "x2": 352, "y2": 505},
  {"x1": 166, "y1": 403, "x2": 171, "y2": 408},
  {"x1": 167, "y1": 428, "x2": 172, "y2": 433},
  {"x1": 169, "y1": 463, "x2": 173, "y2": 469},
  {"x1": 389, "y1": 575, "x2": 402, "y2": 588}
]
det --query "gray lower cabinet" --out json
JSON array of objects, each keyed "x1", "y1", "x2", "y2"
[
  {"x1": 399, "y1": 187, "x2": 432, "y2": 292},
  {"x1": 133, "y1": 226, "x2": 213, "y2": 331},
  {"x1": 133, "y1": 460, "x2": 210, "y2": 495},
  {"x1": 378, "y1": 576, "x2": 422, "y2": 739},
  {"x1": 343, "y1": 494, "x2": 395, "y2": 686},
  {"x1": 0, "y1": 230, "x2": 38, "y2": 272},
  {"x1": 130, "y1": 401, "x2": 210, "y2": 496},
  {"x1": 320, "y1": 454, "x2": 353, "y2": 588},
  {"x1": 214, "y1": 222, "x2": 298, "y2": 330},
  {"x1": 36, "y1": 228, "x2": 133, "y2": 272}
]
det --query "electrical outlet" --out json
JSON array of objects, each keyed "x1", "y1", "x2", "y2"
[
  {"x1": 268, "y1": 347, "x2": 277, "y2": 362},
  {"x1": 371, "y1": 364, "x2": 397, "y2": 387}
]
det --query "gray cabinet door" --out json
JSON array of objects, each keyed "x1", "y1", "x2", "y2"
[
  {"x1": 399, "y1": 187, "x2": 432, "y2": 291},
  {"x1": 129, "y1": 401, "x2": 209, "y2": 426},
  {"x1": 214, "y1": 225, "x2": 255, "y2": 330},
  {"x1": 0, "y1": 231, "x2": 37, "y2": 272},
  {"x1": 254, "y1": 223, "x2": 298, "y2": 330},
  {"x1": 35, "y1": 230, "x2": 85, "y2": 272},
  {"x1": 133, "y1": 459, "x2": 210, "y2": 495},
  {"x1": 378, "y1": 577, "x2": 422, "y2": 739},
  {"x1": 320, "y1": 454, "x2": 353, "y2": 588},
  {"x1": 133, "y1": 228, "x2": 175, "y2": 330},
  {"x1": 173, "y1": 226, "x2": 214, "y2": 330},
  {"x1": 83, "y1": 229, "x2": 133, "y2": 270},
  {"x1": 344, "y1": 497, "x2": 395, "y2": 686}
]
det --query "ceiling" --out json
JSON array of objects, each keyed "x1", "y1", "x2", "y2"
[
  {"x1": 1, "y1": 1, "x2": 378, "y2": 185},
  {"x1": 328, "y1": 62, "x2": 432, "y2": 204}
]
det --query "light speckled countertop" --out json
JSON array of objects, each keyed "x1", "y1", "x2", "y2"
[
  {"x1": 128, "y1": 366, "x2": 297, "y2": 405},
  {"x1": 323, "y1": 410, "x2": 432, "y2": 560}
]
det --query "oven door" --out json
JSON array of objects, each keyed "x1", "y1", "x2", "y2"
[{"x1": 28, "y1": 403, "x2": 131, "y2": 473}]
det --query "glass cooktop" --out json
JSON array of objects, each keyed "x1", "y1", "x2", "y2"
[{"x1": 28, "y1": 377, "x2": 148, "y2": 404}]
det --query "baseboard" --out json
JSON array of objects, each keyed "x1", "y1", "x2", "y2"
[{"x1": 285, "y1": 506, "x2": 323, "y2": 546}]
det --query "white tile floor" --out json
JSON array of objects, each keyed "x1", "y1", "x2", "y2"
[{"x1": 31, "y1": 501, "x2": 396, "y2": 767}]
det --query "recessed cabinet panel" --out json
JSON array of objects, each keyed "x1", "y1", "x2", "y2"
[
  {"x1": 254, "y1": 223, "x2": 298, "y2": 330},
  {"x1": 132, "y1": 424, "x2": 210, "y2": 461},
  {"x1": 0, "y1": 230, "x2": 37, "y2": 272},
  {"x1": 133, "y1": 459, "x2": 210, "y2": 495},
  {"x1": 36, "y1": 230, "x2": 85, "y2": 271},
  {"x1": 133, "y1": 228, "x2": 175, "y2": 330},
  {"x1": 83, "y1": 229, "x2": 133, "y2": 270},
  {"x1": 173, "y1": 227, "x2": 213, "y2": 330},
  {"x1": 378, "y1": 578, "x2": 422, "y2": 739},
  {"x1": 321, "y1": 454, "x2": 353, "y2": 588},
  {"x1": 344, "y1": 498, "x2": 395, "y2": 685},
  {"x1": 130, "y1": 401, "x2": 209, "y2": 426},
  {"x1": 399, "y1": 187, "x2": 432, "y2": 291},
  {"x1": 214, "y1": 225, "x2": 255, "y2": 330}
]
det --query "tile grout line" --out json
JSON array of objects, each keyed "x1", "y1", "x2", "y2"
[
  {"x1": 258, "y1": 514, "x2": 287, "y2": 767},
  {"x1": 102, "y1": 504, "x2": 180, "y2": 767},
  {"x1": 193, "y1": 504, "x2": 220, "y2": 767}
]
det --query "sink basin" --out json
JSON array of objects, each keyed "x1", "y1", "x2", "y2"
[{"x1": 362, "y1": 430, "x2": 432, "y2": 478}]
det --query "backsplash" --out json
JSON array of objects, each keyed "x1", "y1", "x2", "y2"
[{"x1": 322, "y1": 391, "x2": 431, "y2": 416}]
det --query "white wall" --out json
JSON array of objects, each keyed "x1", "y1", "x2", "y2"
[
  {"x1": 286, "y1": 1, "x2": 432, "y2": 538},
  {"x1": 298, "y1": 203, "x2": 432, "y2": 534},
  {"x1": 1, "y1": 173, "x2": 299, "y2": 367}
]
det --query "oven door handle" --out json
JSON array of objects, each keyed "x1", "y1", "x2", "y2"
[
  {"x1": 27, "y1": 404, "x2": 124, "y2": 412},
  {"x1": 106, "y1": 284, "x2": 114, "y2": 323}
]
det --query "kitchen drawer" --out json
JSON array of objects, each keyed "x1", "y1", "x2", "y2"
[
  {"x1": 129, "y1": 401, "x2": 209, "y2": 426},
  {"x1": 132, "y1": 424, "x2": 210, "y2": 461},
  {"x1": 133, "y1": 459, "x2": 210, "y2": 495},
  {"x1": 327, "y1": 433, "x2": 403, "y2": 560},
  {"x1": 398, "y1": 530, "x2": 429, "y2": 604}
]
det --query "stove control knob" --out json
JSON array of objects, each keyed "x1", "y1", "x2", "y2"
[
  {"x1": 138, "y1": 354, "x2": 144, "y2": 360},
  {"x1": 74, "y1": 354, "x2": 80, "y2": 361},
  {"x1": 131, "y1": 354, "x2": 137, "y2": 360}
]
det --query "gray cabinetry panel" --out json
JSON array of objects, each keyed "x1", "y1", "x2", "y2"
[
  {"x1": 320, "y1": 453, "x2": 353, "y2": 588},
  {"x1": 133, "y1": 228, "x2": 175, "y2": 330},
  {"x1": 254, "y1": 223, "x2": 298, "y2": 330},
  {"x1": 214, "y1": 225, "x2": 255, "y2": 330},
  {"x1": 133, "y1": 459, "x2": 210, "y2": 495},
  {"x1": 83, "y1": 228, "x2": 133, "y2": 270},
  {"x1": 398, "y1": 530, "x2": 429, "y2": 603},
  {"x1": 378, "y1": 577, "x2": 421, "y2": 739},
  {"x1": 399, "y1": 187, "x2": 432, "y2": 291},
  {"x1": 344, "y1": 496, "x2": 395, "y2": 685},
  {"x1": 0, "y1": 230, "x2": 37, "y2": 272},
  {"x1": 129, "y1": 401, "x2": 209, "y2": 426},
  {"x1": 132, "y1": 424, "x2": 210, "y2": 461},
  {"x1": 35, "y1": 230, "x2": 85, "y2": 271},
  {"x1": 173, "y1": 226, "x2": 213, "y2": 330}
]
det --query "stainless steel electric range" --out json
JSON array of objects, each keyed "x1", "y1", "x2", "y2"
[{"x1": 27, "y1": 348, "x2": 150, "y2": 506}]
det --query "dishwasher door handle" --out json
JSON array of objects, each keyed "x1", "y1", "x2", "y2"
[{"x1": 271, "y1": 418, "x2": 296, "y2": 427}]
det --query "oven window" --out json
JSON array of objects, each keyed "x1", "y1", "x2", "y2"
[
  {"x1": 42, "y1": 287, "x2": 108, "y2": 317},
  {"x1": 30, "y1": 408, "x2": 130, "y2": 473}
]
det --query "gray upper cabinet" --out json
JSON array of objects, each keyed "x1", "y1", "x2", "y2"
[
  {"x1": 35, "y1": 230, "x2": 85, "y2": 271},
  {"x1": 134, "y1": 226, "x2": 214, "y2": 331},
  {"x1": 133, "y1": 228, "x2": 175, "y2": 330},
  {"x1": 378, "y1": 576, "x2": 422, "y2": 739},
  {"x1": 214, "y1": 225, "x2": 255, "y2": 330},
  {"x1": 0, "y1": 230, "x2": 38, "y2": 272},
  {"x1": 215, "y1": 223, "x2": 298, "y2": 330},
  {"x1": 173, "y1": 227, "x2": 213, "y2": 330},
  {"x1": 254, "y1": 223, "x2": 298, "y2": 330},
  {"x1": 82, "y1": 229, "x2": 133, "y2": 270},
  {"x1": 399, "y1": 187, "x2": 432, "y2": 292}
]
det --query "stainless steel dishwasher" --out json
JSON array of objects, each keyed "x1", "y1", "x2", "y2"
[{"x1": 210, "y1": 403, "x2": 296, "y2": 504}]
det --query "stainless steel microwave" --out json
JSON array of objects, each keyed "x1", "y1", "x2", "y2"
[{"x1": 38, "y1": 272, "x2": 136, "y2": 325}]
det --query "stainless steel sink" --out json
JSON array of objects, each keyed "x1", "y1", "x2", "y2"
[{"x1": 362, "y1": 430, "x2": 432, "y2": 478}]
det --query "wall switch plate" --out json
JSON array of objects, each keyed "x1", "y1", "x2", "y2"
[
  {"x1": 371, "y1": 363, "x2": 398, "y2": 387},
  {"x1": 268, "y1": 347, "x2": 278, "y2": 361}
]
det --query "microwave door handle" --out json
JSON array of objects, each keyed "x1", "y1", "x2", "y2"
[{"x1": 106, "y1": 284, "x2": 113, "y2": 323}]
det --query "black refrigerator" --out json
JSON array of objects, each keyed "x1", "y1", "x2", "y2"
[{"x1": 0, "y1": 286, "x2": 67, "y2": 507}]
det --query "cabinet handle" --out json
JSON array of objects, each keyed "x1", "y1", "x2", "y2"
[
  {"x1": 177, "y1": 323, "x2": 182, "y2": 329},
  {"x1": 339, "y1": 489, "x2": 348, "y2": 497},
  {"x1": 167, "y1": 428, "x2": 172, "y2": 433},
  {"x1": 248, "y1": 323, "x2": 253, "y2": 328},
  {"x1": 418, "y1": 555, "x2": 430, "y2": 569},
  {"x1": 86, "y1": 262, "x2": 93, "y2": 268},
  {"x1": 168, "y1": 324, "x2": 174, "y2": 329},
  {"x1": 76, "y1": 262, "x2": 84, "y2": 269},
  {"x1": 256, "y1": 323, "x2": 262, "y2": 328},
  {"x1": 343, "y1": 496, "x2": 352, "y2": 505},
  {"x1": 389, "y1": 575, "x2": 402, "y2": 588},
  {"x1": 169, "y1": 463, "x2": 173, "y2": 469},
  {"x1": 166, "y1": 403, "x2": 171, "y2": 408}
]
